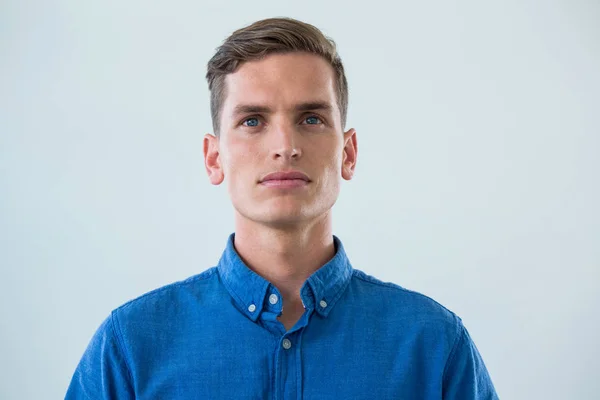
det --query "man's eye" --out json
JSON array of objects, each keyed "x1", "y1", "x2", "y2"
[
  {"x1": 242, "y1": 117, "x2": 260, "y2": 127},
  {"x1": 303, "y1": 116, "x2": 322, "y2": 125}
]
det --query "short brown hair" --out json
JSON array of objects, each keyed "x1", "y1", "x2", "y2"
[{"x1": 205, "y1": 17, "x2": 349, "y2": 135}]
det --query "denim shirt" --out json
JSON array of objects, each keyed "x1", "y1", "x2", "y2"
[{"x1": 66, "y1": 233, "x2": 498, "y2": 399}]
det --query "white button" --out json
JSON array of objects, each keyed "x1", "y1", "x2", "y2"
[
  {"x1": 319, "y1": 300, "x2": 328, "y2": 308},
  {"x1": 282, "y1": 339, "x2": 292, "y2": 349},
  {"x1": 248, "y1": 304, "x2": 256, "y2": 312},
  {"x1": 269, "y1": 294, "x2": 279, "y2": 305}
]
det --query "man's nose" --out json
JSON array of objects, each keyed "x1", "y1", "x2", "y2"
[{"x1": 271, "y1": 123, "x2": 302, "y2": 160}]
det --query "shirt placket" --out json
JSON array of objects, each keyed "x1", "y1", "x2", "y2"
[
  {"x1": 256, "y1": 284, "x2": 319, "y2": 400},
  {"x1": 273, "y1": 309, "x2": 311, "y2": 400}
]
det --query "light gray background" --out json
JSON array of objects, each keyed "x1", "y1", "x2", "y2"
[{"x1": 1, "y1": 1, "x2": 598, "y2": 399}]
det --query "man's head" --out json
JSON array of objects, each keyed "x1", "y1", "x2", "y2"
[
  {"x1": 206, "y1": 17, "x2": 349, "y2": 136},
  {"x1": 203, "y1": 18, "x2": 357, "y2": 231}
]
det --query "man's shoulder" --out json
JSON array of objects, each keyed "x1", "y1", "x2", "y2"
[
  {"x1": 350, "y1": 269, "x2": 461, "y2": 327},
  {"x1": 112, "y1": 267, "x2": 219, "y2": 319}
]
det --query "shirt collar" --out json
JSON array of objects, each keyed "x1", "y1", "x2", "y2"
[{"x1": 217, "y1": 232, "x2": 353, "y2": 322}]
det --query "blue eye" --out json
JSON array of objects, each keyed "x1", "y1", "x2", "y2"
[
  {"x1": 243, "y1": 118, "x2": 260, "y2": 127},
  {"x1": 304, "y1": 116, "x2": 322, "y2": 125}
]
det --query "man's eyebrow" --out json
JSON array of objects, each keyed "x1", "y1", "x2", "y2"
[
  {"x1": 231, "y1": 101, "x2": 334, "y2": 116},
  {"x1": 294, "y1": 102, "x2": 333, "y2": 113},
  {"x1": 232, "y1": 104, "x2": 271, "y2": 116}
]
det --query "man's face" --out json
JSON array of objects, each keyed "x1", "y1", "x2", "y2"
[{"x1": 204, "y1": 52, "x2": 357, "y2": 229}]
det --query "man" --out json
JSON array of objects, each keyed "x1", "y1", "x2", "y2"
[{"x1": 66, "y1": 17, "x2": 498, "y2": 399}]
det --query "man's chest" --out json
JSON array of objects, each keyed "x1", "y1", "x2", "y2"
[{"x1": 128, "y1": 330, "x2": 444, "y2": 400}]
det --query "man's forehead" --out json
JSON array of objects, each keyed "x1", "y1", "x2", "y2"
[{"x1": 222, "y1": 53, "x2": 337, "y2": 109}]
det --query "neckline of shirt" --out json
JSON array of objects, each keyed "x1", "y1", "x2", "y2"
[{"x1": 216, "y1": 232, "x2": 354, "y2": 322}]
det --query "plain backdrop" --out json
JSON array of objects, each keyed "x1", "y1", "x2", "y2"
[{"x1": 1, "y1": 0, "x2": 599, "y2": 399}]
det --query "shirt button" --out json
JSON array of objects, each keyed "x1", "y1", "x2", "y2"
[
  {"x1": 248, "y1": 304, "x2": 256, "y2": 312},
  {"x1": 319, "y1": 300, "x2": 328, "y2": 308},
  {"x1": 282, "y1": 339, "x2": 292, "y2": 350},
  {"x1": 269, "y1": 294, "x2": 279, "y2": 305}
]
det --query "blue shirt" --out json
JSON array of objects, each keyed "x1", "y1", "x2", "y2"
[{"x1": 66, "y1": 233, "x2": 498, "y2": 399}]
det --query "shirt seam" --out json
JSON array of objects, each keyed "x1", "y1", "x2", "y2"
[
  {"x1": 441, "y1": 316, "x2": 463, "y2": 386},
  {"x1": 110, "y1": 310, "x2": 135, "y2": 390},
  {"x1": 296, "y1": 330, "x2": 304, "y2": 400}
]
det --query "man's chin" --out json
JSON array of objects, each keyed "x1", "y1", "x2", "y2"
[
  {"x1": 234, "y1": 201, "x2": 324, "y2": 227},
  {"x1": 252, "y1": 210, "x2": 314, "y2": 229}
]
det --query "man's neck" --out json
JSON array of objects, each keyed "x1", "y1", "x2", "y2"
[{"x1": 232, "y1": 212, "x2": 336, "y2": 316}]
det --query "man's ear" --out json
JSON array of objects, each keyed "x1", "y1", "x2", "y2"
[
  {"x1": 341, "y1": 128, "x2": 357, "y2": 180},
  {"x1": 203, "y1": 133, "x2": 224, "y2": 185}
]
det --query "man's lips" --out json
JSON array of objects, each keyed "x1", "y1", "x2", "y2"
[
  {"x1": 259, "y1": 170, "x2": 310, "y2": 188},
  {"x1": 259, "y1": 171, "x2": 310, "y2": 183}
]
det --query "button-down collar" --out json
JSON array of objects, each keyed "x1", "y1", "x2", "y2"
[{"x1": 217, "y1": 233, "x2": 353, "y2": 322}]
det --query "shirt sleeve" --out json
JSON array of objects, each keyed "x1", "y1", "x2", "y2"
[
  {"x1": 442, "y1": 319, "x2": 499, "y2": 399},
  {"x1": 65, "y1": 312, "x2": 135, "y2": 399}
]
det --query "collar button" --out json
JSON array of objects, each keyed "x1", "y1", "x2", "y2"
[{"x1": 269, "y1": 294, "x2": 279, "y2": 305}]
